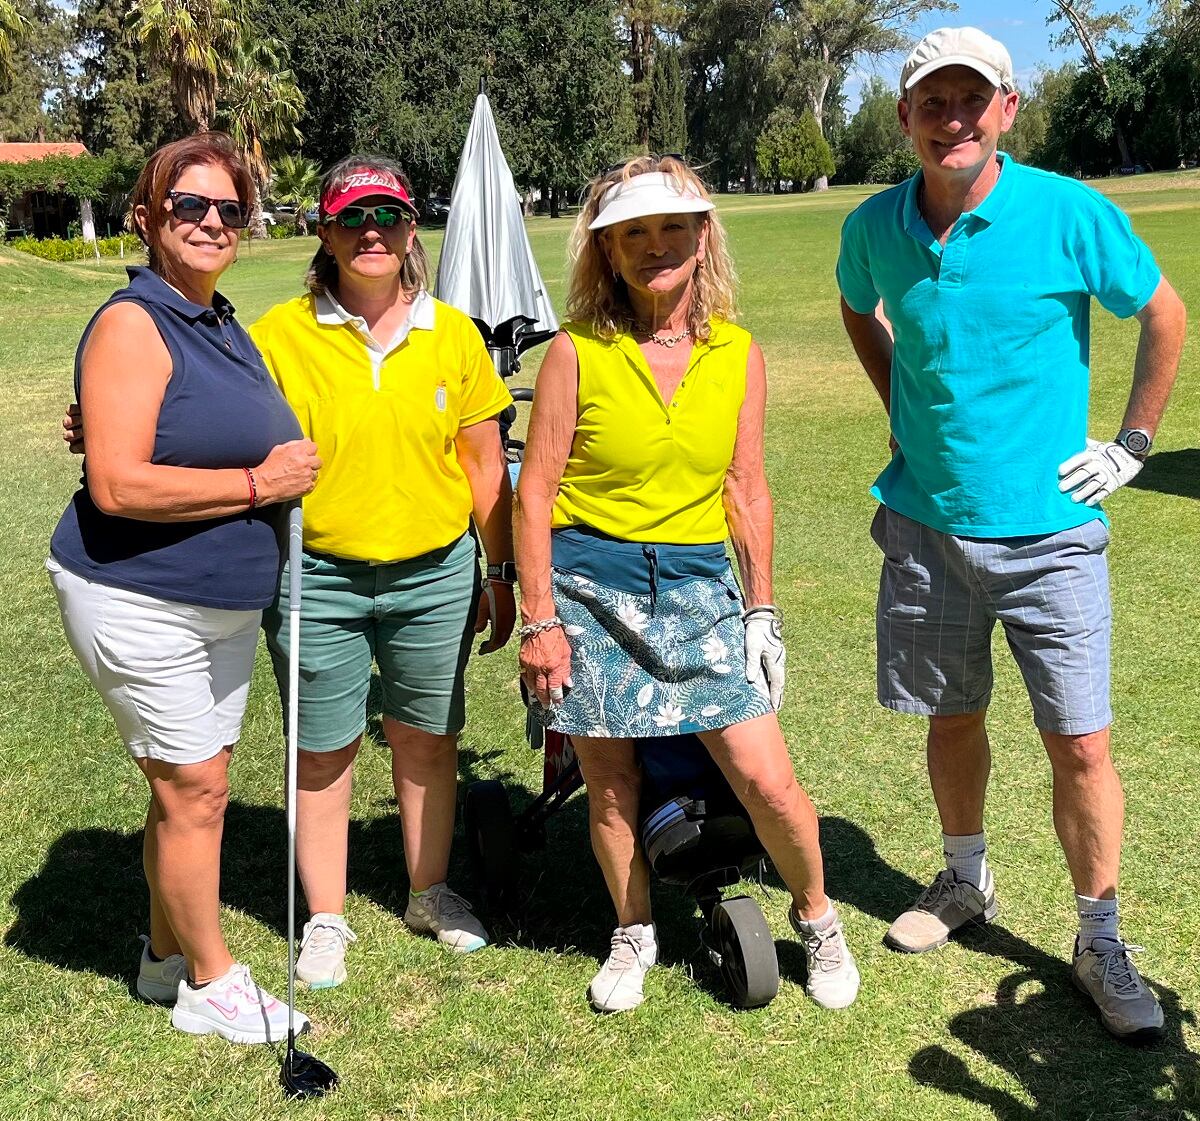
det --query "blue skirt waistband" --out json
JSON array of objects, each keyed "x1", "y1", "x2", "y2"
[{"x1": 551, "y1": 524, "x2": 729, "y2": 603}]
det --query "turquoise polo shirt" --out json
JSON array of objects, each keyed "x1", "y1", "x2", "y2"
[{"x1": 837, "y1": 153, "x2": 1161, "y2": 537}]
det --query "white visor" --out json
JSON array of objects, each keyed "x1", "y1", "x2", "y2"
[{"x1": 588, "y1": 171, "x2": 715, "y2": 230}]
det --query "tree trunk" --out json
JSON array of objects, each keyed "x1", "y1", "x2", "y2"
[
  {"x1": 80, "y1": 198, "x2": 97, "y2": 245},
  {"x1": 249, "y1": 196, "x2": 268, "y2": 239},
  {"x1": 810, "y1": 63, "x2": 832, "y2": 192},
  {"x1": 522, "y1": 187, "x2": 534, "y2": 217},
  {"x1": 549, "y1": 184, "x2": 560, "y2": 219}
]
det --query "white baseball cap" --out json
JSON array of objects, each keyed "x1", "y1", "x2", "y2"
[
  {"x1": 588, "y1": 171, "x2": 715, "y2": 230},
  {"x1": 900, "y1": 27, "x2": 1014, "y2": 93}
]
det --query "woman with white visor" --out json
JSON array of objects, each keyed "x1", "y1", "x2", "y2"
[{"x1": 515, "y1": 156, "x2": 862, "y2": 1013}]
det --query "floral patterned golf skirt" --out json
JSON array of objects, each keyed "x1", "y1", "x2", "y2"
[{"x1": 529, "y1": 527, "x2": 773, "y2": 738}]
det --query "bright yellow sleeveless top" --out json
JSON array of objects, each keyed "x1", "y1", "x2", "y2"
[{"x1": 551, "y1": 318, "x2": 752, "y2": 544}]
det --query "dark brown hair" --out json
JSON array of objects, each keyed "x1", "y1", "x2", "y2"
[
  {"x1": 306, "y1": 153, "x2": 429, "y2": 297},
  {"x1": 127, "y1": 132, "x2": 255, "y2": 271}
]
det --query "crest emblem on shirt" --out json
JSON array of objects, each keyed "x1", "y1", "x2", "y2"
[{"x1": 434, "y1": 382, "x2": 447, "y2": 411}]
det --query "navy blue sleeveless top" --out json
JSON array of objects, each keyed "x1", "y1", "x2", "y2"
[{"x1": 50, "y1": 267, "x2": 303, "y2": 610}]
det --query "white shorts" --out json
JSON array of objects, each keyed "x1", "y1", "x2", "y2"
[{"x1": 47, "y1": 557, "x2": 262, "y2": 765}]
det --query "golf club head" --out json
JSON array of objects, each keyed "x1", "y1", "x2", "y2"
[{"x1": 280, "y1": 1045, "x2": 339, "y2": 1100}]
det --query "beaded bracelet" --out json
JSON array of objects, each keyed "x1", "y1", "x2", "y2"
[
  {"x1": 518, "y1": 616, "x2": 564, "y2": 641},
  {"x1": 243, "y1": 467, "x2": 258, "y2": 510}
]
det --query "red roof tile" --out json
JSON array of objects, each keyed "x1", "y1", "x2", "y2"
[{"x1": 0, "y1": 142, "x2": 89, "y2": 163}]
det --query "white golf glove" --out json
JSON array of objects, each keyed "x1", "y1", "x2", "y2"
[
  {"x1": 744, "y1": 607, "x2": 786, "y2": 712},
  {"x1": 1058, "y1": 439, "x2": 1143, "y2": 507}
]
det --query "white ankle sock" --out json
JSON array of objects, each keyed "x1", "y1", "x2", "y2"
[
  {"x1": 1076, "y1": 894, "x2": 1119, "y2": 944},
  {"x1": 792, "y1": 902, "x2": 836, "y2": 934},
  {"x1": 943, "y1": 831, "x2": 989, "y2": 890}
]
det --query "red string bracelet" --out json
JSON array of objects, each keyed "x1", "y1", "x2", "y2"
[{"x1": 243, "y1": 467, "x2": 258, "y2": 510}]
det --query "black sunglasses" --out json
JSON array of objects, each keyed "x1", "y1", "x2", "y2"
[
  {"x1": 325, "y1": 204, "x2": 414, "y2": 230},
  {"x1": 166, "y1": 190, "x2": 250, "y2": 229}
]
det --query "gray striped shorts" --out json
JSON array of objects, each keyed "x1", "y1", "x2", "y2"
[{"x1": 871, "y1": 505, "x2": 1113, "y2": 736}]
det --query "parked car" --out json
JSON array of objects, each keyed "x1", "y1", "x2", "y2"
[{"x1": 423, "y1": 196, "x2": 452, "y2": 224}]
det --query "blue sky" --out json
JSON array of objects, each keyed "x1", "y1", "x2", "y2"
[{"x1": 842, "y1": 0, "x2": 1147, "y2": 108}]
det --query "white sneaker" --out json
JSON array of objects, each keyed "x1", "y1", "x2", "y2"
[
  {"x1": 295, "y1": 913, "x2": 357, "y2": 990},
  {"x1": 170, "y1": 962, "x2": 309, "y2": 1044},
  {"x1": 790, "y1": 908, "x2": 861, "y2": 1010},
  {"x1": 588, "y1": 923, "x2": 658, "y2": 1013},
  {"x1": 136, "y1": 934, "x2": 187, "y2": 1005},
  {"x1": 403, "y1": 883, "x2": 489, "y2": 953}
]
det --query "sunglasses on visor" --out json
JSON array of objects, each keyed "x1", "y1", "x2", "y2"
[
  {"x1": 325, "y1": 204, "x2": 414, "y2": 229},
  {"x1": 166, "y1": 190, "x2": 250, "y2": 229}
]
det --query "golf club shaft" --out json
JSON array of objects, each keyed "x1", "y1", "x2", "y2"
[{"x1": 286, "y1": 502, "x2": 303, "y2": 1045}]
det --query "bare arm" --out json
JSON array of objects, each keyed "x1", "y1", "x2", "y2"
[
  {"x1": 81, "y1": 302, "x2": 319, "y2": 520},
  {"x1": 840, "y1": 296, "x2": 893, "y2": 415},
  {"x1": 1123, "y1": 276, "x2": 1187, "y2": 435},
  {"x1": 514, "y1": 332, "x2": 578, "y2": 704},
  {"x1": 514, "y1": 332, "x2": 578, "y2": 623},
  {"x1": 724, "y1": 342, "x2": 774, "y2": 607},
  {"x1": 455, "y1": 416, "x2": 515, "y2": 652}
]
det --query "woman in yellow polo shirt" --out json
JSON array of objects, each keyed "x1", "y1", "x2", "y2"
[
  {"x1": 251, "y1": 155, "x2": 516, "y2": 986},
  {"x1": 515, "y1": 156, "x2": 861, "y2": 1014}
]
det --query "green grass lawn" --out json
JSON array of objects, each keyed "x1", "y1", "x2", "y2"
[{"x1": 1, "y1": 175, "x2": 1198, "y2": 1120}]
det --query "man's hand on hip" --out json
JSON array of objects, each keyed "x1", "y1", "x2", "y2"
[{"x1": 1058, "y1": 439, "x2": 1143, "y2": 507}]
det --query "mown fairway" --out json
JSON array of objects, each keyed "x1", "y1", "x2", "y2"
[{"x1": 1, "y1": 178, "x2": 1197, "y2": 1120}]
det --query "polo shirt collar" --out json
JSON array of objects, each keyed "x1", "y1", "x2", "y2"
[
  {"x1": 314, "y1": 287, "x2": 435, "y2": 333},
  {"x1": 126, "y1": 265, "x2": 236, "y2": 324},
  {"x1": 903, "y1": 151, "x2": 1016, "y2": 241}
]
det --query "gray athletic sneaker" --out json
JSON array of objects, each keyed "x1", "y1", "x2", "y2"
[
  {"x1": 136, "y1": 934, "x2": 187, "y2": 1005},
  {"x1": 884, "y1": 868, "x2": 998, "y2": 953},
  {"x1": 403, "y1": 883, "x2": 489, "y2": 953},
  {"x1": 789, "y1": 910, "x2": 861, "y2": 1009},
  {"x1": 295, "y1": 913, "x2": 357, "y2": 990},
  {"x1": 1072, "y1": 936, "x2": 1164, "y2": 1041}
]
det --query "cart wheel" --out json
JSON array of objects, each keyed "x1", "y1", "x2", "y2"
[
  {"x1": 463, "y1": 780, "x2": 516, "y2": 913},
  {"x1": 711, "y1": 896, "x2": 779, "y2": 1009}
]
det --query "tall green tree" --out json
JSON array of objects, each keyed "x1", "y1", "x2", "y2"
[
  {"x1": 782, "y1": 0, "x2": 956, "y2": 190},
  {"x1": 620, "y1": 0, "x2": 683, "y2": 146},
  {"x1": 132, "y1": 0, "x2": 241, "y2": 132},
  {"x1": 648, "y1": 42, "x2": 687, "y2": 153},
  {"x1": 0, "y1": 0, "x2": 77, "y2": 142},
  {"x1": 77, "y1": 0, "x2": 175, "y2": 156},
  {"x1": 216, "y1": 31, "x2": 303, "y2": 237},
  {"x1": 755, "y1": 105, "x2": 834, "y2": 190},
  {"x1": 1045, "y1": 0, "x2": 1136, "y2": 166},
  {"x1": 836, "y1": 74, "x2": 904, "y2": 183}
]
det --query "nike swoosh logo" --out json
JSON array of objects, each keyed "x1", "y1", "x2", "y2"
[{"x1": 207, "y1": 998, "x2": 242, "y2": 1020}]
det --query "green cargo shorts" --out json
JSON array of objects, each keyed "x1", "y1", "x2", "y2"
[{"x1": 263, "y1": 532, "x2": 480, "y2": 751}]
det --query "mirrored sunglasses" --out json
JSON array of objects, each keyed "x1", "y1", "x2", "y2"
[
  {"x1": 166, "y1": 190, "x2": 250, "y2": 229},
  {"x1": 326, "y1": 204, "x2": 413, "y2": 230}
]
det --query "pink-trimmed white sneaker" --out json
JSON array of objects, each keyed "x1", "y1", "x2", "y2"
[{"x1": 170, "y1": 962, "x2": 308, "y2": 1044}]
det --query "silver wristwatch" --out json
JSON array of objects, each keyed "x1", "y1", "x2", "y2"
[{"x1": 1115, "y1": 428, "x2": 1152, "y2": 461}]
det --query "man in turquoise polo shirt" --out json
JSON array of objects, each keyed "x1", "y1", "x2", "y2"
[{"x1": 837, "y1": 26, "x2": 1187, "y2": 1040}]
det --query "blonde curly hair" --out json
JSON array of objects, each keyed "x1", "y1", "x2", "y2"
[{"x1": 566, "y1": 156, "x2": 737, "y2": 341}]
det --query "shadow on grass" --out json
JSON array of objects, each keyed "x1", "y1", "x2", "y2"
[
  {"x1": 819, "y1": 815, "x2": 1200, "y2": 1120},
  {"x1": 1127, "y1": 448, "x2": 1200, "y2": 501}
]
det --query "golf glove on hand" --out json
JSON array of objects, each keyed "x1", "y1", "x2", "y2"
[
  {"x1": 744, "y1": 609, "x2": 786, "y2": 712},
  {"x1": 1058, "y1": 439, "x2": 1143, "y2": 507}
]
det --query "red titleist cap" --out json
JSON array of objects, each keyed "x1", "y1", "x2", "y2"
[{"x1": 321, "y1": 169, "x2": 418, "y2": 217}]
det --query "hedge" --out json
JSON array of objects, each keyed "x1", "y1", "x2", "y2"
[{"x1": 10, "y1": 234, "x2": 144, "y2": 262}]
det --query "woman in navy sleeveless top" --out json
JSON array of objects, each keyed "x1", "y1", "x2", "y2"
[{"x1": 46, "y1": 134, "x2": 320, "y2": 1045}]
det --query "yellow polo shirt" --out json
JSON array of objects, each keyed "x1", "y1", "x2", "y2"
[
  {"x1": 250, "y1": 290, "x2": 512, "y2": 563},
  {"x1": 551, "y1": 318, "x2": 752, "y2": 544}
]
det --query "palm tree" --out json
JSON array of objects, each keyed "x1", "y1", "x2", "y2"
[
  {"x1": 131, "y1": 0, "x2": 241, "y2": 132},
  {"x1": 271, "y1": 153, "x2": 321, "y2": 236},
  {"x1": 217, "y1": 31, "x2": 304, "y2": 237},
  {"x1": 0, "y1": 0, "x2": 29, "y2": 83}
]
